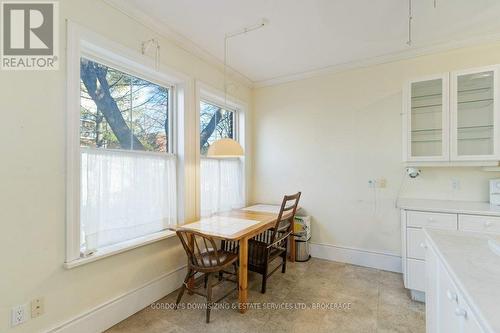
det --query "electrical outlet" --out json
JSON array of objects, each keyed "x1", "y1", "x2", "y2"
[
  {"x1": 11, "y1": 304, "x2": 28, "y2": 327},
  {"x1": 31, "y1": 298, "x2": 44, "y2": 318},
  {"x1": 451, "y1": 179, "x2": 460, "y2": 191},
  {"x1": 369, "y1": 179, "x2": 387, "y2": 188}
]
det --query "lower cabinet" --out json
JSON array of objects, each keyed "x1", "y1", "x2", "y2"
[
  {"x1": 407, "y1": 258, "x2": 426, "y2": 292},
  {"x1": 402, "y1": 210, "x2": 458, "y2": 294},
  {"x1": 425, "y1": 239, "x2": 484, "y2": 333},
  {"x1": 402, "y1": 209, "x2": 500, "y2": 297}
]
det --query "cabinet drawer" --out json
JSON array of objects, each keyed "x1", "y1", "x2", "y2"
[
  {"x1": 407, "y1": 211, "x2": 457, "y2": 229},
  {"x1": 459, "y1": 214, "x2": 500, "y2": 234},
  {"x1": 459, "y1": 297, "x2": 485, "y2": 333},
  {"x1": 407, "y1": 258, "x2": 426, "y2": 292},
  {"x1": 437, "y1": 261, "x2": 461, "y2": 333},
  {"x1": 407, "y1": 228, "x2": 426, "y2": 259}
]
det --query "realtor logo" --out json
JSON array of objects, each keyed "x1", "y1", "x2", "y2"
[{"x1": 1, "y1": 1, "x2": 59, "y2": 70}]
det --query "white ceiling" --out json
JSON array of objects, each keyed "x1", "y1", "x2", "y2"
[{"x1": 116, "y1": 0, "x2": 500, "y2": 85}]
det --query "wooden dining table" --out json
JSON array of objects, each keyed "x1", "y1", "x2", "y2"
[{"x1": 177, "y1": 204, "x2": 296, "y2": 313}]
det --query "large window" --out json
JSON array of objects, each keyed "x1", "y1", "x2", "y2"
[
  {"x1": 199, "y1": 100, "x2": 244, "y2": 216},
  {"x1": 80, "y1": 58, "x2": 170, "y2": 152},
  {"x1": 75, "y1": 56, "x2": 176, "y2": 256},
  {"x1": 80, "y1": 58, "x2": 171, "y2": 152}
]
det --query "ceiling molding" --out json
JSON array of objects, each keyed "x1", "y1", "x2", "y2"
[
  {"x1": 102, "y1": 0, "x2": 254, "y2": 88},
  {"x1": 103, "y1": 0, "x2": 500, "y2": 90},
  {"x1": 254, "y1": 32, "x2": 500, "y2": 88}
]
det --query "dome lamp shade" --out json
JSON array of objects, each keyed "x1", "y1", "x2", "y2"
[{"x1": 207, "y1": 138, "x2": 244, "y2": 158}]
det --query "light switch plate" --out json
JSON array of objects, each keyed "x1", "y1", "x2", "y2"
[{"x1": 31, "y1": 298, "x2": 44, "y2": 318}]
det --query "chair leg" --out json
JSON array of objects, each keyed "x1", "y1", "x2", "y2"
[
  {"x1": 206, "y1": 273, "x2": 213, "y2": 323},
  {"x1": 176, "y1": 268, "x2": 192, "y2": 309},
  {"x1": 282, "y1": 251, "x2": 287, "y2": 273},
  {"x1": 234, "y1": 262, "x2": 239, "y2": 285},
  {"x1": 204, "y1": 274, "x2": 208, "y2": 289},
  {"x1": 261, "y1": 263, "x2": 268, "y2": 294}
]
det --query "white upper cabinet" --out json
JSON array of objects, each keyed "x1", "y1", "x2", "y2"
[
  {"x1": 403, "y1": 74, "x2": 449, "y2": 162},
  {"x1": 450, "y1": 66, "x2": 500, "y2": 161},
  {"x1": 403, "y1": 65, "x2": 500, "y2": 164}
]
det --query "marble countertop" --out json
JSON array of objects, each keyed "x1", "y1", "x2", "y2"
[
  {"x1": 424, "y1": 229, "x2": 500, "y2": 333},
  {"x1": 397, "y1": 198, "x2": 500, "y2": 216}
]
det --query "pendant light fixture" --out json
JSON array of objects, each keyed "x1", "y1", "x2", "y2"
[{"x1": 208, "y1": 18, "x2": 268, "y2": 158}]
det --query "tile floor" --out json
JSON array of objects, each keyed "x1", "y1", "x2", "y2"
[{"x1": 106, "y1": 258, "x2": 425, "y2": 333}]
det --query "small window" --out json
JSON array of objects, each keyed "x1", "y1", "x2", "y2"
[
  {"x1": 200, "y1": 100, "x2": 235, "y2": 155},
  {"x1": 199, "y1": 99, "x2": 244, "y2": 217}
]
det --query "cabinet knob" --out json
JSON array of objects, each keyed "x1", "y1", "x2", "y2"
[
  {"x1": 484, "y1": 221, "x2": 492, "y2": 228},
  {"x1": 428, "y1": 217, "x2": 435, "y2": 222},
  {"x1": 447, "y1": 290, "x2": 458, "y2": 303},
  {"x1": 454, "y1": 307, "x2": 467, "y2": 318},
  {"x1": 419, "y1": 242, "x2": 428, "y2": 249}
]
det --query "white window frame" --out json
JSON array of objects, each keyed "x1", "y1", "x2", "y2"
[
  {"x1": 195, "y1": 81, "x2": 247, "y2": 217},
  {"x1": 65, "y1": 21, "x2": 189, "y2": 268}
]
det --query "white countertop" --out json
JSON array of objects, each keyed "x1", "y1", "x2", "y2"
[
  {"x1": 424, "y1": 229, "x2": 500, "y2": 333},
  {"x1": 397, "y1": 198, "x2": 500, "y2": 216}
]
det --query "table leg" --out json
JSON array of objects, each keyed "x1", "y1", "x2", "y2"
[
  {"x1": 238, "y1": 236, "x2": 248, "y2": 313},
  {"x1": 289, "y1": 233, "x2": 296, "y2": 262}
]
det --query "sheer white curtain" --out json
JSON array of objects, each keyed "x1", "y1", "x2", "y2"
[
  {"x1": 200, "y1": 158, "x2": 244, "y2": 217},
  {"x1": 80, "y1": 148, "x2": 177, "y2": 251}
]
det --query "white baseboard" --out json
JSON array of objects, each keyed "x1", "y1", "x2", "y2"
[
  {"x1": 310, "y1": 242, "x2": 402, "y2": 273},
  {"x1": 47, "y1": 265, "x2": 187, "y2": 333},
  {"x1": 45, "y1": 244, "x2": 399, "y2": 333}
]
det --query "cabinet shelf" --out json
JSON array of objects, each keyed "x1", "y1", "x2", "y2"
[
  {"x1": 411, "y1": 103, "x2": 442, "y2": 109},
  {"x1": 411, "y1": 87, "x2": 491, "y2": 99},
  {"x1": 411, "y1": 109, "x2": 442, "y2": 115},
  {"x1": 457, "y1": 87, "x2": 491, "y2": 94},
  {"x1": 457, "y1": 137, "x2": 492, "y2": 141},
  {"x1": 457, "y1": 98, "x2": 493, "y2": 104},
  {"x1": 411, "y1": 93, "x2": 441, "y2": 99},
  {"x1": 411, "y1": 125, "x2": 492, "y2": 133},
  {"x1": 412, "y1": 139, "x2": 442, "y2": 143},
  {"x1": 457, "y1": 125, "x2": 493, "y2": 130},
  {"x1": 411, "y1": 128, "x2": 442, "y2": 133}
]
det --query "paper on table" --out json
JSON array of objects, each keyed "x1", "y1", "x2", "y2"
[
  {"x1": 242, "y1": 204, "x2": 281, "y2": 214},
  {"x1": 182, "y1": 216, "x2": 262, "y2": 237}
]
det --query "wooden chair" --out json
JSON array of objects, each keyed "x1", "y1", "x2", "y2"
[
  {"x1": 174, "y1": 229, "x2": 238, "y2": 323},
  {"x1": 248, "y1": 192, "x2": 301, "y2": 293}
]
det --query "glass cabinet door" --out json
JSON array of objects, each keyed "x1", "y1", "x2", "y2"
[
  {"x1": 406, "y1": 75, "x2": 449, "y2": 161},
  {"x1": 451, "y1": 66, "x2": 499, "y2": 160}
]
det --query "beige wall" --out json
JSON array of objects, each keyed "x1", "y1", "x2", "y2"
[
  {"x1": 0, "y1": 0, "x2": 251, "y2": 332},
  {"x1": 3, "y1": 1, "x2": 500, "y2": 331},
  {"x1": 251, "y1": 42, "x2": 500, "y2": 255}
]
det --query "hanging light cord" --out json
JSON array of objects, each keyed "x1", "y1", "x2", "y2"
[
  {"x1": 224, "y1": 19, "x2": 268, "y2": 104},
  {"x1": 407, "y1": 0, "x2": 413, "y2": 46},
  {"x1": 224, "y1": 35, "x2": 228, "y2": 105},
  {"x1": 407, "y1": 0, "x2": 438, "y2": 47}
]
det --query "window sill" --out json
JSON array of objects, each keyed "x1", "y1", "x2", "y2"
[{"x1": 63, "y1": 230, "x2": 176, "y2": 269}]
